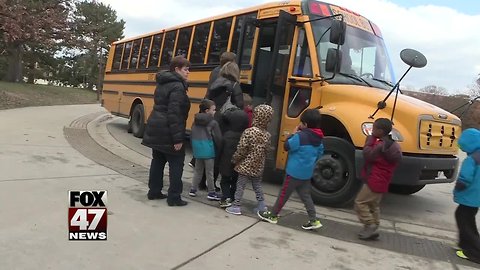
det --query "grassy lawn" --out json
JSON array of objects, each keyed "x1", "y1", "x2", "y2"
[{"x1": 0, "y1": 81, "x2": 99, "y2": 110}]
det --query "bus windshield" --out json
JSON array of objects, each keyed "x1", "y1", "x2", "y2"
[{"x1": 312, "y1": 19, "x2": 395, "y2": 90}]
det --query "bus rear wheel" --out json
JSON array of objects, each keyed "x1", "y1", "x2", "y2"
[
  {"x1": 389, "y1": 184, "x2": 425, "y2": 195},
  {"x1": 129, "y1": 104, "x2": 145, "y2": 138},
  {"x1": 311, "y1": 137, "x2": 361, "y2": 207}
]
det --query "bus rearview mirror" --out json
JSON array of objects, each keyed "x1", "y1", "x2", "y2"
[
  {"x1": 325, "y1": 48, "x2": 342, "y2": 73},
  {"x1": 400, "y1": 48, "x2": 427, "y2": 68},
  {"x1": 330, "y1": 20, "x2": 346, "y2": 45}
]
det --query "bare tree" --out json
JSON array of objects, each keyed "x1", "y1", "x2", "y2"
[
  {"x1": 419, "y1": 85, "x2": 449, "y2": 96},
  {"x1": 467, "y1": 74, "x2": 480, "y2": 98}
]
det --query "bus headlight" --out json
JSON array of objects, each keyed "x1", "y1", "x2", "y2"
[
  {"x1": 361, "y1": 123, "x2": 374, "y2": 136},
  {"x1": 390, "y1": 129, "x2": 404, "y2": 142},
  {"x1": 361, "y1": 122, "x2": 404, "y2": 142}
]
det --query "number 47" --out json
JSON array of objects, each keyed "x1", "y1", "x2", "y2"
[{"x1": 71, "y1": 209, "x2": 105, "y2": 230}]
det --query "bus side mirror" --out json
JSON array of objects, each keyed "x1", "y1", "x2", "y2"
[
  {"x1": 330, "y1": 20, "x2": 346, "y2": 45},
  {"x1": 400, "y1": 48, "x2": 427, "y2": 68},
  {"x1": 326, "y1": 48, "x2": 342, "y2": 72}
]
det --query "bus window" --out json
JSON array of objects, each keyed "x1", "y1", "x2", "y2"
[
  {"x1": 176, "y1": 27, "x2": 193, "y2": 58},
  {"x1": 121, "y1": 41, "x2": 132, "y2": 70},
  {"x1": 160, "y1": 31, "x2": 177, "y2": 67},
  {"x1": 207, "y1": 17, "x2": 232, "y2": 63},
  {"x1": 349, "y1": 47, "x2": 376, "y2": 76},
  {"x1": 138, "y1": 36, "x2": 152, "y2": 69},
  {"x1": 231, "y1": 12, "x2": 257, "y2": 66},
  {"x1": 112, "y1": 43, "x2": 124, "y2": 70},
  {"x1": 287, "y1": 87, "x2": 311, "y2": 117},
  {"x1": 252, "y1": 23, "x2": 275, "y2": 102},
  {"x1": 292, "y1": 28, "x2": 312, "y2": 77},
  {"x1": 129, "y1": 39, "x2": 142, "y2": 69},
  {"x1": 148, "y1": 34, "x2": 163, "y2": 68},
  {"x1": 190, "y1": 22, "x2": 211, "y2": 64}
]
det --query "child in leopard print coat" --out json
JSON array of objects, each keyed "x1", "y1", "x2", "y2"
[{"x1": 225, "y1": 104, "x2": 273, "y2": 215}]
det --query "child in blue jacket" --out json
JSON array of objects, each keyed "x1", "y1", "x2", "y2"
[
  {"x1": 189, "y1": 99, "x2": 222, "y2": 200},
  {"x1": 454, "y1": 128, "x2": 480, "y2": 263},
  {"x1": 258, "y1": 109, "x2": 324, "y2": 230}
]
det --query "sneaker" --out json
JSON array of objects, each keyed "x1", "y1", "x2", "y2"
[
  {"x1": 225, "y1": 206, "x2": 242, "y2": 215},
  {"x1": 188, "y1": 189, "x2": 197, "y2": 197},
  {"x1": 219, "y1": 199, "x2": 232, "y2": 208},
  {"x1": 302, "y1": 219, "x2": 323, "y2": 230},
  {"x1": 258, "y1": 211, "x2": 278, "y2": 224},
  {"x1": 456, "y1": 250, "x2": 468, "y2": 260},
  {"x1": 207, "y1": 192, "x2": 221, "y2": 201},
  {"x1": 358, "y1": 224, "x2": 379, "y2": 240}
]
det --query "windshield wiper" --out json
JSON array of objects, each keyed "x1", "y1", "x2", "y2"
[
  {"x1": 371, "y1": 78, "x2": 394, "y2": 87},
  {"x1": 338, "y1": 72, "x2": 372, "y2": 87}
]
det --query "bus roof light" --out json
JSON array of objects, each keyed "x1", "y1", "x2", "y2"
[
  {"x1": 370, "y1": 22, "x2": 382, "y2": 38},
  {"x1": 309, "y1": 2, "x2": 331, "y2": 17}
]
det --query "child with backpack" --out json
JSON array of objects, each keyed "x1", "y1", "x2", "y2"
[
  {"x1": 258, "y1": 109, "x2": 324, "y2": 230},
  {"x1": 189, "y1": 99, "x2": 222, "y2": 200},
  {"x1": 217, "y1": 108, "x2": 249, "y2": 208},
  {"x1": 453, "y1": 128, "x2": 480, "y2": 263}
]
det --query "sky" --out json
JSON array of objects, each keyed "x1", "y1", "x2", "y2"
[{"x1": 99, "y1": 0, "x2": 480, "y2": 94}]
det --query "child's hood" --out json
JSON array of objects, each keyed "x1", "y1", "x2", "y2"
[
  {"x1": 458, "y1": 128, "x2": 480, "y2": 154},
  {"x1": 302, "y1": 128, "x2": 324, "y2": 146},
  {"x1": 194, "y1": 113, "x2": 214, "y2": 126},
  {"x1": 251, "y1": 104, "x2": 273, "y2": 130}
]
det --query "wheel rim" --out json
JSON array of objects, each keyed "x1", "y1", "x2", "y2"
[{"x1": 312, "y1": 152, "x2": 350, "y2": 194}]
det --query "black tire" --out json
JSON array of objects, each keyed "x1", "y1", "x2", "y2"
[
  {"x1": 311, "y1": 137, "x2": 362, "y2": 207},
  {"x1": 389, "y1": 184, "x2": 425, "y2": 195},
  {"x1": 129, "y1": 104, "x2": 145, "y2": 138}
]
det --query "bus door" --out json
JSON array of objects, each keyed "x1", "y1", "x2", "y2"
[
  {"x1": 250, "y1": 10, "x2": 297, "y2": 171},
  {"x1": 275, "y1": 23, "x2": 317, "y2": 170}
]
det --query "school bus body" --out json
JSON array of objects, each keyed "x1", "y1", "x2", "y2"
[{"x1": 102, "y1": 0, "x2": 460, "y2": 206}]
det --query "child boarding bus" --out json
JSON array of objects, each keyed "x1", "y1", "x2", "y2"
[{"x1": 101, "y1": 0, "x2": 461, "y2": 206}]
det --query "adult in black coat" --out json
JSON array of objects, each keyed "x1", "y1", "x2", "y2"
[
  {"x1": 195, "y1": 60, "x2": 244, "y2": 190},
  {"x1": 218, "y1": 108, "x2": 249, "y2": 206},
  {"x1": 142, "y1": 56, "x2": 191, "y2": 207}
]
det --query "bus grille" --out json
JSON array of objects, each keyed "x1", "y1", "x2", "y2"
[{"x1": 419, "y1": 120, "x2": 459, "y2": 150}]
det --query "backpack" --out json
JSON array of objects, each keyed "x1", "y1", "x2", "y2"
[{"x1": 219, "y1": 82, "x2": 239, "y2": 114}]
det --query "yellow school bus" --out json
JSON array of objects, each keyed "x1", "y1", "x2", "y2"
[{"x1": 102, "y1": 0, "x2": 461, "y2": 206}]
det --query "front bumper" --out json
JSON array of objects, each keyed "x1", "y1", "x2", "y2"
[{"x1": 355, "y1": 150, "x2": 459, "y2": 185}]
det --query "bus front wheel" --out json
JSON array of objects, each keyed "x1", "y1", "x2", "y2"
[
  {"x1": 311, "y1": 137, "x2": 361, "y2": 207},
  {"x1": 129, "y1": 104, "x2": 145, "y2": 138}
]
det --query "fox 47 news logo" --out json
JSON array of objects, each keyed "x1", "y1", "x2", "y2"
[{"x1": 68, "y1": 190, "x2": 107, "y2": 241}]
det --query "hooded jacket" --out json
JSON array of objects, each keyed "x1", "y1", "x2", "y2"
[
  {"x1": 232, "y1": 105, "x2": 273, "y2": 177},
  {"x1": 218, "y1": 108, "x2": 249, "y2": 177},
  {"x1": 207, "y1": 76, "x2": 244, "y2": 111},
  {"x1": 361, "y1": 135, "x2": 402, "y2": 193},
  {"x1": 454, "y1": 128, "x2": 480, "y2": 207},
  {"x1": 142, "y1": 71, "x2": 191, "y2": 155},
  {"x1": 285, "y1": 128, "x2": 324, "y2": 180},
  {"x1": 190, "y1": 113, "x2": 222, "y2": 159}
]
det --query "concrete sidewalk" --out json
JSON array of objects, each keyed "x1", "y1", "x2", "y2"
[{"x1": 0, "y1": 104, "x2": 477, "y2": 270}]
